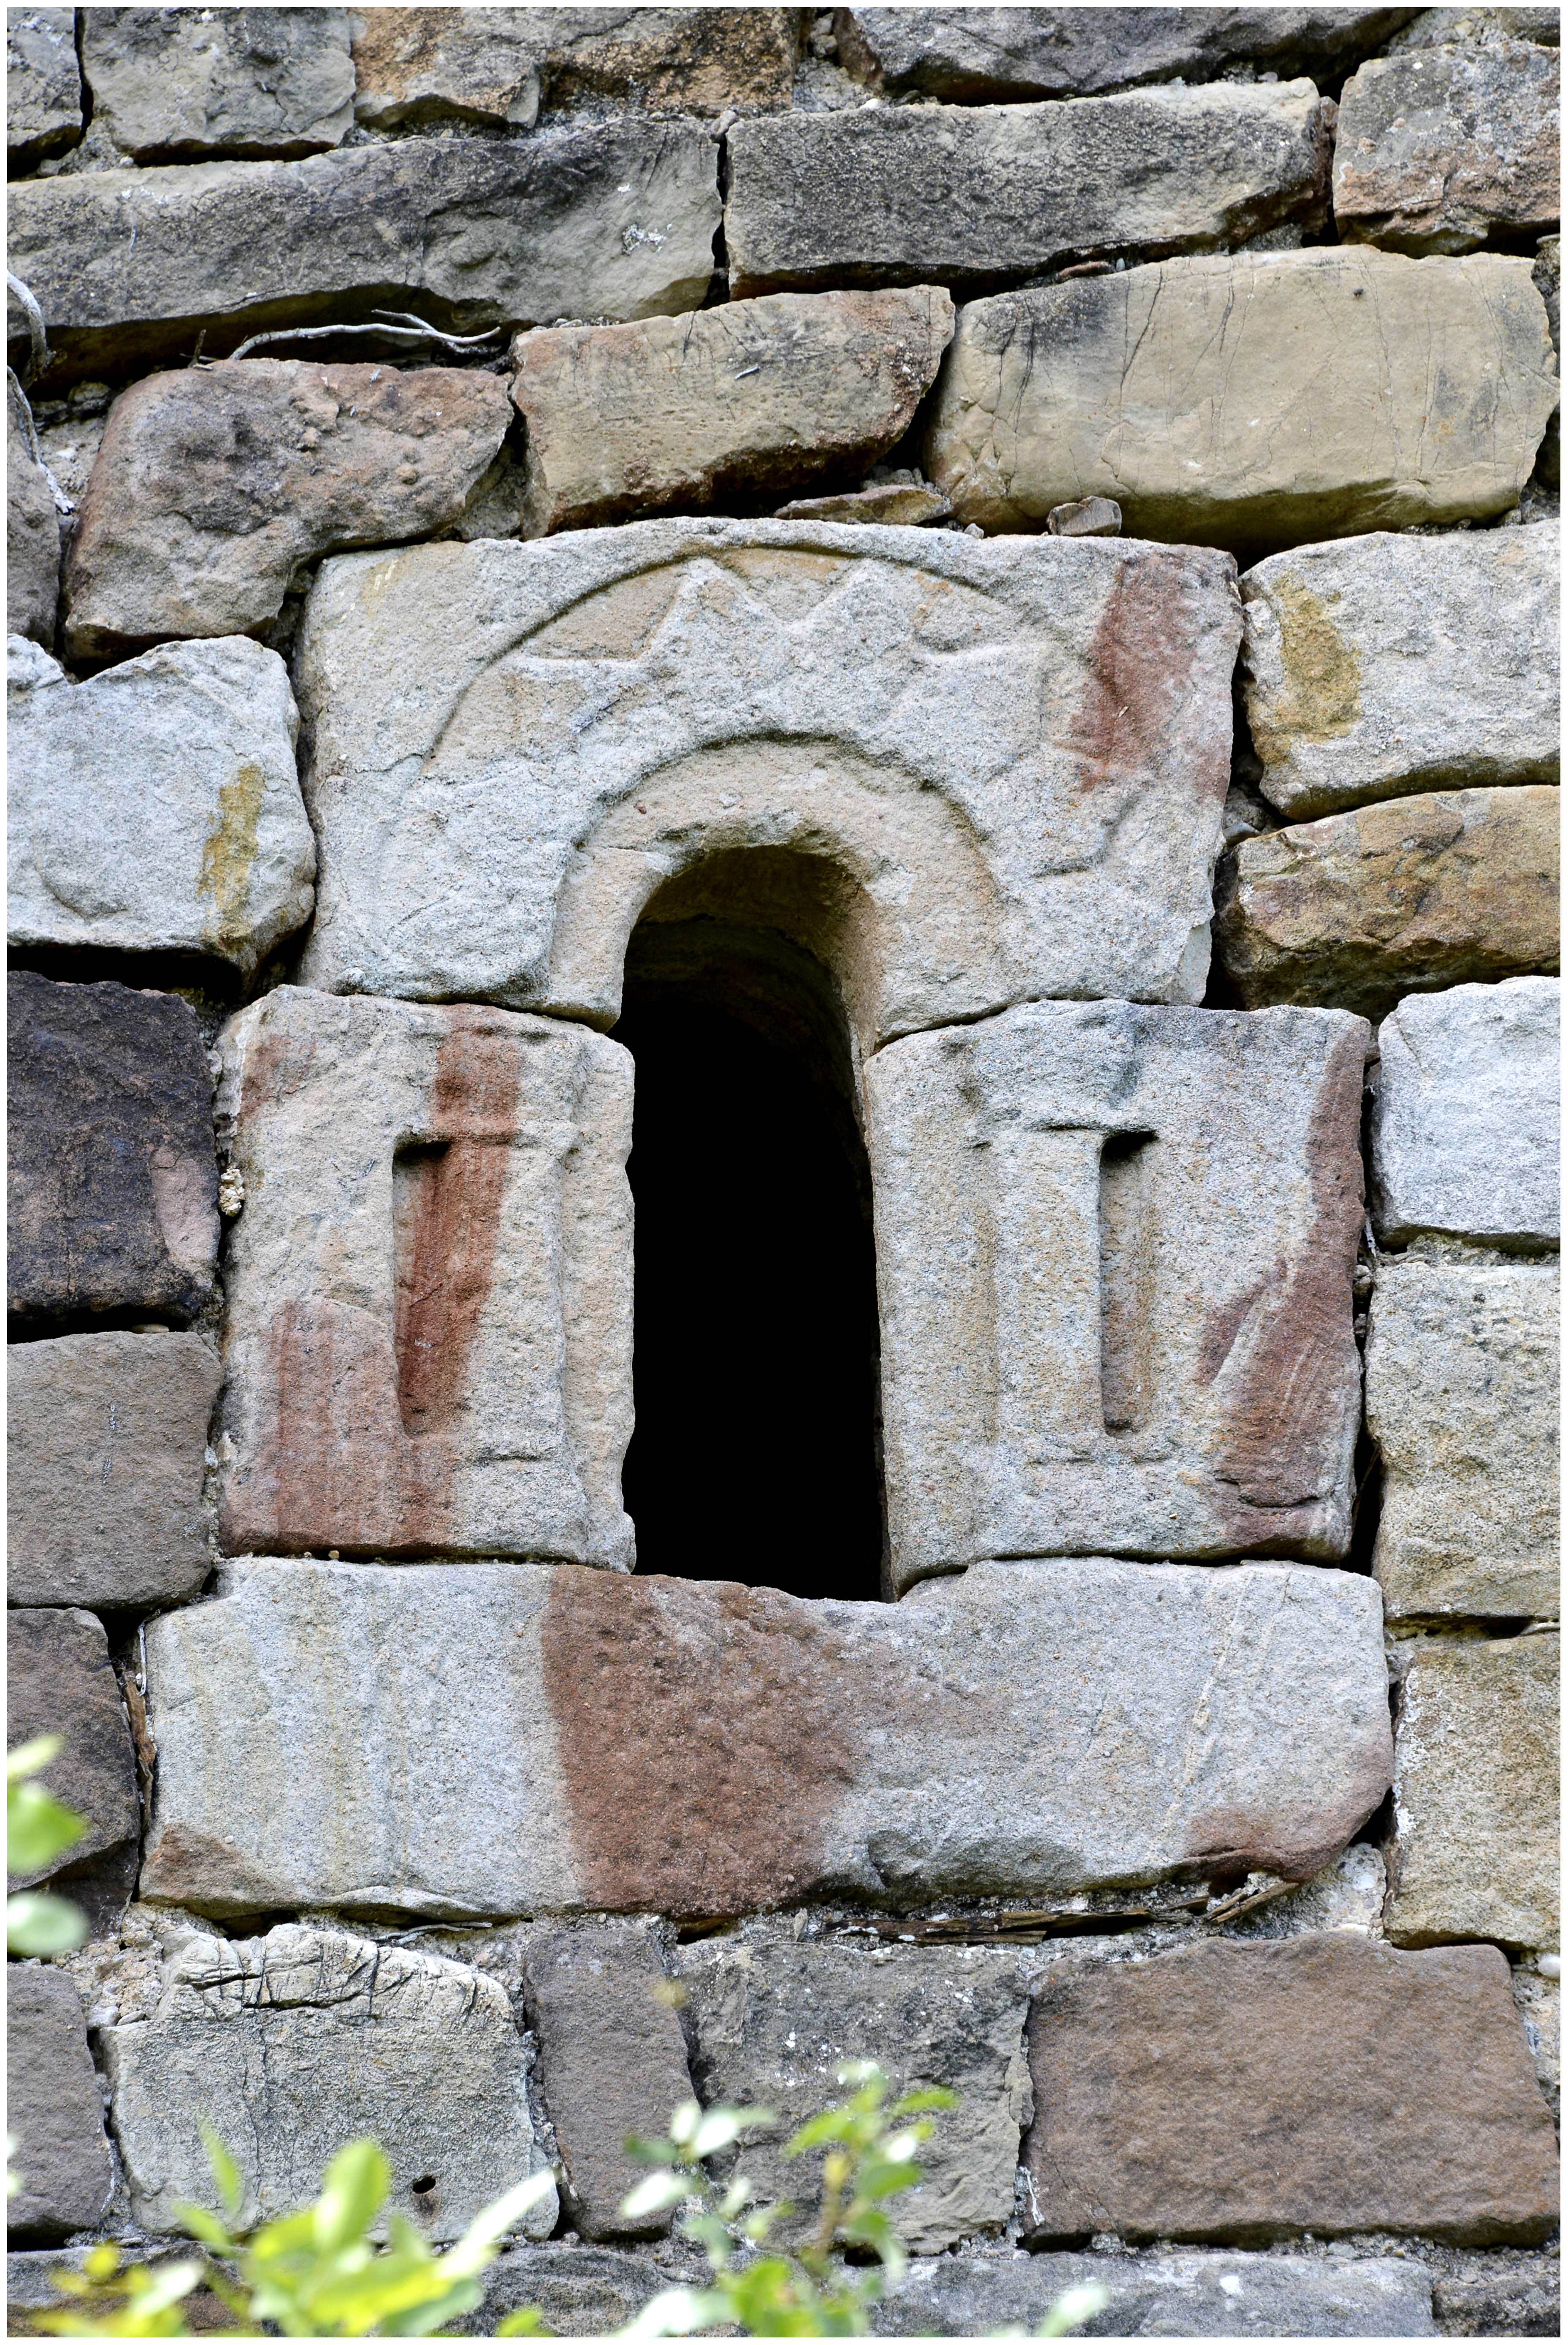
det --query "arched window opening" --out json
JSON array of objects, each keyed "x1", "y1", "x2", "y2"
[{"x1": 614, "y1": 867, "x2": 886, "y2": 1603}]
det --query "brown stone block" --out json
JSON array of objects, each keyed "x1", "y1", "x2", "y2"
[
  {"x1": 1022, "y1": 1934, "x2": 1560, "y2": 2247},
  {"x1": 7, "y1": 1608, "x2": 139, "y2": 1885},
  {"x1": 6, "y1": 1969, "x2": 113, "y2": 2243}
]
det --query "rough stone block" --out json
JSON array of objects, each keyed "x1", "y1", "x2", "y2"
[
  {"x1": 1430, "y1": 2256, "x2": 1563, "y2": 2338},
  {"x1": 1335, "y1": 35, "x2": 1560, "y2": 253},
  {"x1": 726, "y1": 80, "x2": 1330, "y2": 298},
  {"x1": 509, "y1": 287, "x2": 953, "y2": 536},
  {"x1": 8, "y1": 973, "x2": 219, "y2": 1331},
  {"x1": 1215, "y1": 787, "x2": 1560, "y2": 1023},
  {"x1": 62, "y1": 360, "x2": 514, "y2": 658},
  {"x1": 1023, "y1": 1933, "x2": 1560, "y2": 2246},
  {"x1": 1513, "y1": 1963, "x2": 1560, "y2": 2127},
  {"x1": 522, "y1": 1924, "x2": 694, "y2": 2242},
  {"x1": 1366, "y1": 1257, "x2": 1559, "y2": 1625},
  {"x1": 1370, "y1": 979, "x2": 1560, "y2": 1249},
  {"x1": 81, "y1": 8, "x2": 355, "y2": 164},
  {"x1": 925, "y1": 251, "x2": 1559, "y2": 553},
  {"x1": 8, "y1": 123, "x2": 721, "y2": 388},
  {"x1": 679, "y1": 1926, "x2": 1030, "y2": 2253},
  {"x1": 7, "y1": 1608, "x2": 139, "y2": 1884},
  {"x1": 351, "y1": 7, "x2": 546, "y2": 129},
  {"x1": 1239, "y1": 527, "x2": 1559, "y2": 821},
  {"x1": 7, "y1": 635, "x2": 316, "y2": 973},
  {"x1": 775, "y1": 480, "x2": 951, "y2": 525},
  {"x1": 834, "y1": 9, "x2": 1419, "y2": 102},
  {"x1": 1386, "y1": 1632, "x2": 1559, "y2": 1951},
  {"x1": 8, "y1": 382, "x2": 60, "y2": 649},
  {"x1": 101, "y1": 1923, "x2": 558, "y2": 2243},
  {"x1": 865, "y1": 1002, "x2": 1367, "y2": 1585},
  {"x1": 5, "y1": 1970, "x2": 113, "y2": 2244},
  {"x1": 139, "y1": 1556, "x2": 1390, "y2": 1922},
  {"x1": 6, "y1": 7, "x2": 82, "y2": 173},
  {"x1": 293, "y1": 521, "x2": 1240, "y2": 1033},
  {"x1": 871, "y1": 2246, "x2": 1438, "y2": 2337},
  {"x1": 216, "y1": 986, "x2": 633, "y2": 1567},
  {"x1": 453, "y1": 2244, "x2": 666, "y2": 2338},
  {"x1": 8, "y1": 1330, "x2": 220, "y2": 1611}
]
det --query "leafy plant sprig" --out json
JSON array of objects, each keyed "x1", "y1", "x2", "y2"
[{"x1": 8, "y1": 1735, "x2": 89, "y2": 1957}]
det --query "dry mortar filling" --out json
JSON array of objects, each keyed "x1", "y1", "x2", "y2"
[{"x1": 5, "y1": 6, "x2": 1561, "y2": 2340}]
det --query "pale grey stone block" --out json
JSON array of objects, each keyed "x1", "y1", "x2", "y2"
[
  {"x1": 101, "y1": 1924, "x2": 558, "y2": 2243},
  {"x1": 1239, "y1": 527, "x2": 1559, "y2": 821},
  {"x1": 138, "y1": 1556, "x2": 1391, "y2": 1923},
  {"x1": 215, "y1": 986, "x2": 634, "y2": 1569},
  {"x1": 1335, "y1": 35, "x2": 1560, "y2": 254},
  {"x1": 864, "y1": 1001, "x2": 1368, "y2": 1586},
  {"x1": 7, "y1": 383, "x2": 60, "y2": 648},
  {"x1": 1366, "y1": 1256, "x2": 1559, "y2": 1624},
  {"x1": 81, "y1": 8, "x2": 355, "y2": 164},
  {"x1": 292, "y1": 521, "x2": 1241, "y2": 1035},
  {"x1": 7, "y1": 635, "x2": 315, "y2": 974},
  {"x1": 1370, "y1": 979, "x2": 1560, "y2": 1248}
]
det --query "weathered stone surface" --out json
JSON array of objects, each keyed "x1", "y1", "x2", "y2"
[
  {"x1": 1023, "y1": 1934, "x2": 1560, "y2": 2245},
  {"x1": 8, "y1": 973, "x2": 219, "y2": 1330},
  {"x1": 7, "y1": 381, "x2": 60, "y2": 648},
  {"x1": 1366, "y1": 1257, "x2": 1559, "y2": 1624},
  {"x1": 866, "y1": 1002, "x2": 1367, "y2": 1585},
  {"x1": 8, "y1": 1331, "x2": 220, "y2": 1611},
  {"x1": 679, "y1": 1926, "x2": 1030, "y2": 2253},
  {"x1": 774, "y1": 481, "x2": 951, "y2": 525},
  {"x1": 834, "y1": 9, "x2": 1419, "y2": 102},
  {"x1": 1215, "y1": 787, "x2": 1561, "y2": 1022},
  {"x1": 726, "y1": 80, "x2": 1330, "y2": 298},
  {"x1": 6, "y1": 7, "x2": 82, "y2": 173},
  {"x1": 1370, "y1": 979, "x2": 1560, "y2": 1249},
  {"x1": 1386, "y1": 1633, "x2": 1559, "y2": 1951},
  {"x1": 216, "y1": 986, "x2": 634, "y2": 1566},
  {"x1": 1239, "y1": 527, "x2": 1559, "y2": 820},
  {"x1": 101, "y1": 1923, "x2": 558, "y2": 2243},
  {"x1": 523, "y1": 1924, "x2": 694, "y2": 2241},
  {"x1": 1531, "y1": 231, "x2": 1560, "y2": 488},
  {"x1": 871, "y1": 2247, "x2": 1438, "y2": 2337},
  {"x1": 453, "y1": 2244, "x2": 667, "y2": 2338},
  {"x1": 139, "y1": 1556, "x2": 1390, "y2": 1921},
  {"x1": 1048, "y1": 496, "x2": 1122, "y2": 539},
  {"x1": 350, "y1": 6, "x2": 545, "y2": 129},
  {"x1": 1431, "y1": 2255, "x2": 1563, "y2": 2339},
  {"x1": 5, "y1": 1971, "x2": 113, "y2": 2244},
  {"x1": 81, "y1": 8, "x2": 355, "y2": 164},
  {"x1": 7, "y1": 1608, "x2": 139, "y2": 1884},
  {"x1": 1512, "y1": 1963, "x2": 1560, "y2": 2125},
  {"x1": 1335, "y1": 36, "x2": 1560, "y2": 254},
  {"x1": 294, "y1": 522, "x2": 1240, "y2": 1033},
  {"x1": 926, "y1": 251, "x2": 1559, "y2": 553},
  {"x1": 8, "y1": 635, "x2": 315, "y2": 972},
  {"x1": 509, "y1": 287, "x2": 953, "y2": 536},
  {"x1": 8, "y1": 124, "x2": 721, "y2": 388},
  {"x1": 62, "y1": 359, "x2": 513, "y2": 656}
]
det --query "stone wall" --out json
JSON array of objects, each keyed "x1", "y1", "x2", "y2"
[{"x1": 6, "y1": 9, "x2": 1560, "y2": 2338}]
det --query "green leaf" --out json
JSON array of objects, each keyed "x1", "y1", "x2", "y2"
[
  {"x1": 441, "y1": 2168, "x2": 560, "y2": 2276},
  {"x1": 7, "y1": 1890, "x2": 88, "y2": 1956},
  {"x1": 496, "y1": 2308, "x2": 551, "y2": 2337},
  {"x1": 8, "y1": 1775, "x2": 89, "y2": 1875},
  {"x1": 618, "y1": 2169, "x2": 690, "y2": 2222},
  {"x1": 1038, "y1": 2280, "x2": 1110, "y2": 2337},
  {"x1": 198, "y1": 2123, "x2": 247, "y2": 2224},
  {"x1": 7, "y1": 1735, "x2": 62, "y2": 1784},
  {"x1": 169, "y1": 2202, "x2": 234, "y2": 2254},
  {"x1": 313, "y1": 2139, "x2": 390, "y2": 2253}
]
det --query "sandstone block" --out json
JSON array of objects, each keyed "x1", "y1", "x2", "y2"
[
  {"x1": 7, "y1": 635, "x2": 316, "y2": 972},
  {"x1": 1370, "y1": 979, "x2": 1560, "y2": 1248},
  {"x1": 1239, "y1": 527, "x2": 1559, "y2": 820},
  {"x1": 1048, "y1": 496, "x2": 1122, "y2": 539},
  {"x1": 925, "y1": 251, "x2": 1559, "y2": 553},
  {"x1": 101, "y1": 1923, "x2": 558, "y2": 2243},
  {"x1": 81, "y1": 8, "x2": 355, "y2": 164},
  {"x1": 775, "y1": 481, "x2": 951, "y2": 525},
  {"x1": 351, "y1": 7, "x2": 546, "y2": 130},
  {"x1": 1335, "y1": 35, "x2": 1560, "y2": 253},
  {"x1": 1366, "y1": 1257, "x2": 1559, "y2": 1625},
  {"x1": 1022, "y1": 1933, "x2": 1560, "y2": 2246},
  {"x1": 216, "y1": 986, "x2": 633, "y2": 1566},
  {"x1": 454, "y1": 2245, "x2": 666, "y2": 2338},
  {"x1": 294, "y1": 521, "x2": 1240, "y2": 1032},
  {"x1": 1214, "y1": 787, "x2": 1560, "y2": 1022},
  {"x1": 522, "y1": 1925, "x2": 694, "y2": 2242},
  {"x1": 726, "y1": 80, "x2": 1330, "y2": 298},
  {"x1": 509, "y1": 287, "x2": 953, "y2": 536},
  {"x1": 679, "y1": 1927, "x2": 1030, "y2": 2253},
  {"x1": 62, "y1": 359, "x2": 514, "y2": 657},
  {"x1": 871, "y1": 2247, "x2": 1438, "y2": 2337},
  {"x1": 8, "y1": 1331, "x2": 220, "y2": 1611},
  {"x1": 865, "y1": 1002, "x2": 1367, "y2": 1586},
  {"x1": 7, "y1": 382, "x2": 60, "y2": 649},
  {"x1": 834, "y1": 9, "x2": 1419, "y2": 102},
  {"x1": 1386, "y1": 1633, "x2": 1559, "y2": 1951},
  {"x1": 6, "y1": 7, "x2": 82, "y2": 173},
  {"x1": 5, "y1": 1971, "x2": 113, "y2": 2244},
  {"x1": 8, "y1": 124, "x2": 721, "y2": 388},
  {"x1": 139, "y1": 1556, "x2": 1390, "y2": 1921},
  {"x1": 7, "y1": 1608, "x2": 139, "y2": 1884},
  {"x1": 8, "y1": 973, "x2": 219, "y2": 1330}
]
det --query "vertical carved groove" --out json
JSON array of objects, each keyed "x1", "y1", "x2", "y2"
[{"x1": 1099, "y1": 1133, "x2": 1156, "y2": 1434}]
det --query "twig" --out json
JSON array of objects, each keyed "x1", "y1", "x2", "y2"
[
  {"x1": 6, "y1": 364, "x2": 75, "y2": 513},
  {"x1": 6, "y1": 270, "x2": 51, "y2": 382},
  {"x1": 224, "y1": 311, "x2": 505, "y2": 362}
]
